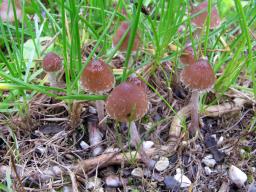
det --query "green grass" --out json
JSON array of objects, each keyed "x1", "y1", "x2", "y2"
[{"x1": 0, "y1": 1, "x2": 255, "y2": 115}]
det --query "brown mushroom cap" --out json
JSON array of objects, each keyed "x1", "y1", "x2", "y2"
[
  {"x1": 42, "y1": 52, "x2": 62, "y2": 72},
  {"x1": 80, "y1": 59, "x2": 115, "y2": 93},
  {"x1": 127, "y1": 74, "x2": 147, "y2": 91},
  {"x1": 180, "y1": 45, "x2": 196, "y2": 65},
  {"x1": 106, "y1": 82, "x2": 148, "y2": 122},
  {"x1": 112, "y1": 21, "x2": 140, "y2": 52},
  {"x1": 191, "y1": 1, "x2": 221, "y2": 29},
  {"x1": 180, "y1": 57, "x2": 215, "y2": 91}
]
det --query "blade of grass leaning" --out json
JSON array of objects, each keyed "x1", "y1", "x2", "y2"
[{"x1": 122, "y1": 0, "x2": 143, "y2": 81}]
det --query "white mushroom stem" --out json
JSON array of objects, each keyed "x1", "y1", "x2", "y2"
[
  {"x1": 129, "y1": 121, "x2": 156, "y2": 169},
  {"x1": 47, "y1": 72, "x2": 58, "y2": 87},
  {"x1": 88, "y1": 121, "x2": 103, "y2": 156},
  {"x1": 189, "y1": 90, "x2": 199, "y2": 136},
  {"x1": 95, "y1": 100, "x2": 105, "y2": 125}
]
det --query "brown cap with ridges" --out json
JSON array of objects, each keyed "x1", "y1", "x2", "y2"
[
  {"x1": 180, "y1": 57, "x2": 215, "y2": 91},
  {"x1": 42, "y1": 52, "x2": 62, "y2": 72},
  {"x1": 80, "y1": 59, "x2": 115, "y2": 93},
  {"x1": 112, "y1": 21, "x2": 140, "y2": 52},
  {"x1": 191, "y1": 1, "x2": 221, "y2": 29},
  {"x1": 180, "y1": 45, "x2": 196, "y2": 65},
  {"x1": 106, "y1": 82, "x2": 148, "y2": 122}
]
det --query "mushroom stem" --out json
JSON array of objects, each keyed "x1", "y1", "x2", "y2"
[
  {"x1": 129, "y1": 121, "x2": 156, "y2": 169},
  {"x1": 95, "y1": 100, "x2": 106, "y2": 127},
  {"x1": 88, "y1": 121, "x2": 103, "y2": 156},
  {"x1": 47, "y1": 72, "x2": 58, "y2": 87},
  {"x1": 189, "y1": 90, "x2": 199, "y2": 136}
]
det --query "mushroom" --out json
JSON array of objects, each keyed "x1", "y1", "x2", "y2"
[
  {"x1": 112, "y1": 21, "x2": 140, "y2": 52},
  {"x1": 191, "y1": 1, "x2": 221, "y2": 29},
  {"x1": 106, "y1": 82, "x2": 155, "y2": 168},
  {"x1": 0, "y1": 0, "x2": 22, "y2": 23},
  {"x1": 81, "y1": 59, "x2": 115, "y2": 123},
  {"x1": 180, "y1": 44, "x2": 196, "y2": 65},
  {"x1": 42, "y1": 52, "x2": 62, "y2": 87},
  {"x1": 180, "y1": 57, "x2": 215, "y2": 136},
  {"x1": 80, "y1": 59, "x2": 115, "y2": 156}
]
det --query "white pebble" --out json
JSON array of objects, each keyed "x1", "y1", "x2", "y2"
[
  {"x1": 80, "y1": 141, "x2": 89, "y2": 150},
  {"x1": 217, "y1": 136, "x2": 224, "y2": 145},
  {"x1": 86, "y1": 176, "x2": 102, "y2": 190},
  {"x1": 174, "y1": 169, "x2": 191, "y2": 188},
  {"x1": 104, "y1": 147, "x2": 119, "y2": 153},
  {"x1": 63, "y1": 186, "x2": 73, "y2": 192},
  {"x1": 202, "y1": 154, "x2": 216, "y2": 168},
  {"x1": 204, "y1": 166, "x2": 212, "y2": 175},
  {"x1": 105, "y1": 175, "x2": 122, "y2": 187},
  {"x1": 155, "y1": 157, "x2": 169, "y2": 172},
  {"x1": 228, "y1": 165, "x2": 247, "y2": 187},
  {"x1": 143, "y1": 141, "x2": 154, "y2": 150},
  {"x1": 131, "y1": 167, "x2": 144, "y2": 178}
]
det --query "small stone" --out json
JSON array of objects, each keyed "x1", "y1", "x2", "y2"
[
  {"x1": 202, "y1": 154, "x2": 216, "y2": 168},
  {"x1": 86, "y1": 176, "x2": 102, "y2": 190},
  {"x1": 217, "y1": 136, "x2": 224, "y2": 145},
  {"x1": 35, "y1": 146, "x2": 47, "y2": 155},
  {"x1": 248, "y1": 181, "x2": 256, "y2": 192},
  {"x1": 131, "y1": 167, "x2": 144, "y2": 178},
  {"x1": 80, "y1": 141, "x2": 89, "y2": 150},
  {"x1": 105, "y1": 175, "x2": 122, "y2": 187},
  {"x1": 104, "y1": 147, "x2": 119, "y2": 153},
  {"x1": 211, "y1": 134, "x2": 217, "y2": 141},
  {"x1": 251, "y1": 167, "x2": 256, "y2": 173},
  {"x1": 240, "y1": 149, "x2": 246, "y2": 156},
  {"x1": 52, "y1": 166, "x2": 62, "y2": 175},
  {"x1": 228, "y1": 165, "x2": 247, "y2": 187},
  {"x1": 174, "y1": 169, "x2": 191, "y2": 188},
  {"x1": 63, "y1": 185, "x2": 73, "y2": 192},
  {"x1": 155, "y1": 157, "x2": 169, "y2": 172},
  {"x1": 143, "y1": 141, "x2": 154, "y2": 150},
  {"x1": 204, "y1": 166, "x2": 212, "y2": 175},
  {"x1": 164, "y1": 176, "x2": 180, "y2": 191},
  {"x1": 88, "y1": 106, "x2": 97, "y2": 114}
]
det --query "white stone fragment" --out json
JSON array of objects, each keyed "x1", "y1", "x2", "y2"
[
  {"x1": 80, "y1": 141, "x2": 89, "y2": 150},
  {"x1": 86, "y1": 176, "x2": 102, "y2": 190},
  {"x1": 143, "y1": 140, "x2": 154, "y2": 150},
  {"x1": 131, "y1": 167, "x2": 144, "y2": 178},
  {"x1": 105, "y1": 175, "x2": 122, "y2": 187},
  {"x1": 228, "y1": 165, "x2": 247, "y2": 187},
  {"x1": 155, "y1": 157, "x2": 169, "y2": 172},
  {"x1": 204, "y1": 166, "x2": 212, "y2": 175},
  {"x1": 174, "y1": 168, "x2": 191, "y2": 188},
  {"x1": 202, "y1": 154, "x2": 216, "y2": 168},
  {"x1": 217, "y1": 136, "x2": 224, "y2": 145}
]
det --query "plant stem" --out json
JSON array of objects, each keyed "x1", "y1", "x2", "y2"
[
  {"x1": 88, "y1": 121, "x2": 103, "y2": 156},
  {"x1": 189, "y1": 90, "x2": 199, "y2": 136},
  {"x1": 130, "y1": 121, "x2": 156, "y2": 169}
]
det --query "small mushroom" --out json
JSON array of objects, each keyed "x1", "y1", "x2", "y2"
[
  {"x1": 0, "y1": 0, "x2": 22, "y2": 23},
  {"x1": 81, "y1": 59, "x2": 115, "y2": 123},
  {"x1": 42, "y1": 52, "x2": 62, "y2": 87},
  {"x1": 180, "y1": 57, "x2": 215, "y2": 136},
  {"x1": 191, "y1": 1, "x2": 221, "y2": 29},
  {"x1": 112, "y1": 21, "x2": 140, "y2": 52},
  {"x1": 180, "y1": 44, "x2": 196, "y2": 65},
  {"x1": 80, "y1": 59, "x2": 115, "y2": 156},
  {"x1": 106, "y1": 82, "x2": 155, "y2": 168}
]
